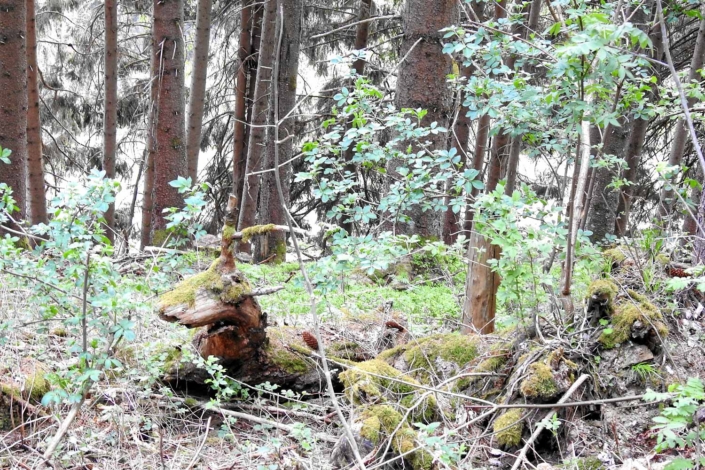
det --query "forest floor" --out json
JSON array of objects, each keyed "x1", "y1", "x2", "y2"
[{"x1": 1, "y1": 247, "x2": 704, "y2": 470}]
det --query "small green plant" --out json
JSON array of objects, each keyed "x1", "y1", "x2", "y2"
[
  {"x1": 644, "y1": 378, "x2": 705, "y2": 470},
  {"x1": 631, "y1": 363, "x2": 659, "y2": 383}
]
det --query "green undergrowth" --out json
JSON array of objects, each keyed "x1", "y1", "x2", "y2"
[{"x1": 237, "y1": 262, "x2": 459, "y2": 321}]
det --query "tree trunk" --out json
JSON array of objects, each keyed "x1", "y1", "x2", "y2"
[
  {"x1": 586, "y1": 120, "x2": 629, "y2": 243},
  {"x1": 615, "y1": 4, "x2": 663, "y2": 237},
  {"x1": 461, "y1": 0, "x2": 519, "y2": 335},
  {"x1": 149, "y1": 0, "x2": 187, "y2": 244},
  {"x1": 140, "y1": 146, "x2": 155, "y2": 249},
  {"x1": 237, "y1": 0, "x2": 277, "y2": 254},
  {"x1": 658, "y1": 12, "x2": 705, "y2": 219},
  {"x1": 26, "y1": 0, "x2": 47, "y2": 226},
  {"x1": 185, "y1": 0, "x2": 213, "y2": 183},
  {"x1": 683, "y1": 164, "x2": 703, "y2": 242},
  {"x1": 693, "y1": 181, "x2": 705, "y2": 264},
  {"x1": 0, "y1": 0, "x2": 28, "y2": 228},
  {"x1": 103, "y1": 0, "x2": 118, "y2": 242},
  {"x1": 573, "y1": 125, "x2": 600, "y2": 241},
  {"x1": 390, "y1": 0, "x2": 458, "y2": 238},
  {"x1": 340, "y1": 0, "x2": 373, "y2": 236},
  {"x1": 257, "y1": 0, "x2": 302, "y2": 263},
  {"x1": 443, "y1": 63, "x2": 475, "y2": 245},
  {"x1": 232, "y1": 0, "x2": 254, "y2": 223},
  {"x1": 465, "y1": 114, "x2": 490, "y2": 233}
]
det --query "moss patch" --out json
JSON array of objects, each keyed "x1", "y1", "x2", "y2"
[
  {"x1": 340, "y1": 360, "x2": 437, "y2": 422},
  {"x1": 359, "y1": 405, "x2": 433, "y2": 470},
  {"x1": 603, "y1": 247, "x2": 627, "y2": 264},
  {"x1": 563, "y1": 457, "x2": 605, "y2": 470},
  {"x1": 494, "y1": 408, "x2": 525, "y2": 447},
  {"x1": 401, "y1": 333, "x2": 479, "y2": 378},
  {"x1": 158, "y1": 259, "x2": 251, "y2": 309},
  {"x1": 241, "y1": 224, "x2": 276, "y2": 243},
  {"x1": 587, "y1": 280, "x2": 618, "y2": 302},
  {"x1": 266, "y1": 327, "x2": 314, "y2": 374},
  {"x1": 598, "y1": 292, "x2": 669, "y2": 349},
  {"x1": 520, "y1": 363, "x2": 558, "y2": 400}
]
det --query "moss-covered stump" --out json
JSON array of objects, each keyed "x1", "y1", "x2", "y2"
[
  {"x1": 330, "y1": 405, "x2": 434, "y2": 470},
  {"x1": 378, "y1": 333, "x2": 481, "y2": 385},
  {"x1": 519, "y1": 348, "x2": 577, "y2": 402},
  {"x1": 494, "y1": 408, "x2": 526, "y2": 448},
  {"x1": 598, "y1": 290, "x2": 668, "y2": 352}
]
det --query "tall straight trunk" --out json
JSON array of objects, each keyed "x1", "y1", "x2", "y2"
[
  {"x1": 257, "y1": 0, "x2": 302, "y2": 263},
  {"x1": 26, "y1": 0, "x2": 46, "y2": 226},
  {"x1": 443, "y1": 59, "x2": 477, "y2": 244},
  {"x1": 615, "y1": 4, "x2": 663, "y2": 236},
  {"x1": 585, "y1": 120, "x2": 629, "y2": 242},
  {"x1": 140, "y1": 147, "x2": 154, "y2": 248},
  {"x1": 659, "y1": 12, "x2": 705, "y2": 219},
  {"x1": 232, "y1": 0, "x2": 254, "y2": 221},
  {"x1": 185, "y1": 0, "x2": 213, "y2": 183},
  {"x1": 341, "y1": 0, "x2": 373, "y2": 236},
  {"x1": 461, "y1": 1, "x2": 509, "y2": 335},
  {"x1": 237, "y1": 0, "x2": 277, "y2": 253},
  {"x1": 504, "y1": 135, "x2": 521, "y2": 194},
  {"x1": 149, "y1": 0, "x2": 187, "y2": 244},
  {"x1": 464, "y1": 114, "x2": 490, "y2": 233},
  {"x1": 103, "y1": 0, "x2": 118, "y2": 242},
  {"x1": 391, "y1": 0, "x2": 458, "y2": 238},
  {"x1": 0, "y1": 0, "x2": 28, "y2": 228}
]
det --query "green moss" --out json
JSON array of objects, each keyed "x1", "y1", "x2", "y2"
[
  {"x1": 340, "y1": 360, "x2": 437, "y2": 421},
  {"x1": 598, "y1": 296, "x2": 669, "y2": 349},
  {"x1": 222, "y1": 225, "x2": 236, "y2": 241},
  {"x1": 603, "y1": 247, "x2": 627, "y2": 264},
  {"x1": 270, "y1": 348, "x2": 309, "y2": 374},
  {"x1": 0, "y1": 384, "x2": 20, "y2": 399},
  {"x1": 359, "y1": 405, "x2": 433, "y2": 470},
  {"x1": 159, "y1": 259, "x2": 251, "y2": 309},
  {"x1": 183, "y1": 397, "x2": 199, "y2": 407},
  {"x1": 241, "y1": 224, "x2": 276, "y2": 243},
  {"x1": 403, "y1": 333, "x2": 479, "y2": 376},
  {"x1": 50, "y1": 327, "x2": 68, "y2": 337},
  {"x1": 152, "y1": 229, "x2": 169, "y2": 247},
  {"x1": 494, "y1": 408, "x2": 525, "y2": 447},
  {"x1": 587, "y1": 280, "x2": 618, "y2": 301},
  {"x1": 520, "y1": 363, "x2": 558, "y2": 400}
]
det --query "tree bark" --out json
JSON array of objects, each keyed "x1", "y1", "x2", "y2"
[
  {"x1": 232, "y1": 0, "x2": 254, "y2": 224},
  {"x1": 390, "y1": 0, "x2": 458, "y2": 238},
  {"x1": 237, "y1": 0, "x2": 277, "y2": 254},
  {"x1": 443, "y1": 63, "x2": 475, "y2": 245},
  {"x1": 0, "y1": 0, "x2": 28, "y2": 228},
  {"x1": 140, "y1": 145, "x2": 155, "y2": 249},
  {"x1": 26, "y1": 0, "x2": 46, "y2": 226},
  {"x1": 103, "y1": 0, "x2": 118, "y2": 242},
  {"x1": 185, "y1": 0, "x2": 213, "y2": 183},
  {"x1": 149, "y1": 0, "x2": 187, "y2": 242},
  {"x1": 340, "y1": 0, "x2": 373, "y2": 236},
  {"x1": 658, "y1": 12, "x2": 705, "y2": 219},
  {"x1": 257, "y1": 0, "x2": 302, "y2": 263},
  {"x1": 586, "y1": 120, "x2": 629, "y2": 243},
  {"x1": 465, "y1": 114, "x2": 490, "y2": 233},
  {"x1": 615, "y1": 5, "x2": 663, "y2": 237}
]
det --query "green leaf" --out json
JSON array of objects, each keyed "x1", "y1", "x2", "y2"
[{"x1": 664, "y1": 458, "x2": 695, "y2": 470}]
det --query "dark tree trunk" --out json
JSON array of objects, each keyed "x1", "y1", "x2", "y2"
[
  {"x1": 658, "y1": 14, "x2": 705, "y2": 219},
  {"x1": 26, "y1": 0, "x2": 46, "y2": 226},
  {"x1": 185, "y1": 0, "x2": 213, "y2": 183},
  {"x1": 232, "y1": 0, "x2": 254, "y2": 223},
  {"x1": 340, "y1": 0, "x2": 373, "y2": 236},
  {"x1": 683, "y1": 164, "x2": 703, "y2": 242},
  {"x1": 0, "y1": 0, "x2": 28, "y2": 228},
  {"x1": 391, "y1": 0, "x2": 458, "y2": 238},
  {"x1": 149, "y1": 0, "x2": 187, "y2": 244},
  {"x1": 237, "y1": 0, "x2": 277, "y2": 254},
  {"x1": 615, "y1": 4, "x2": 663, "y2": 237},
  {"x1": 103, "y1": 0, "x2": 118, "y2": 242},
  {"x1": 140, "y1": 146, "x2": 155, "y2": 249},
  {"x1": 257, "y1": 0, "x2": 302, "y2": 263},
  {"x1": 586, "y1": 121, "x2": 630, "y2": 243}
]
